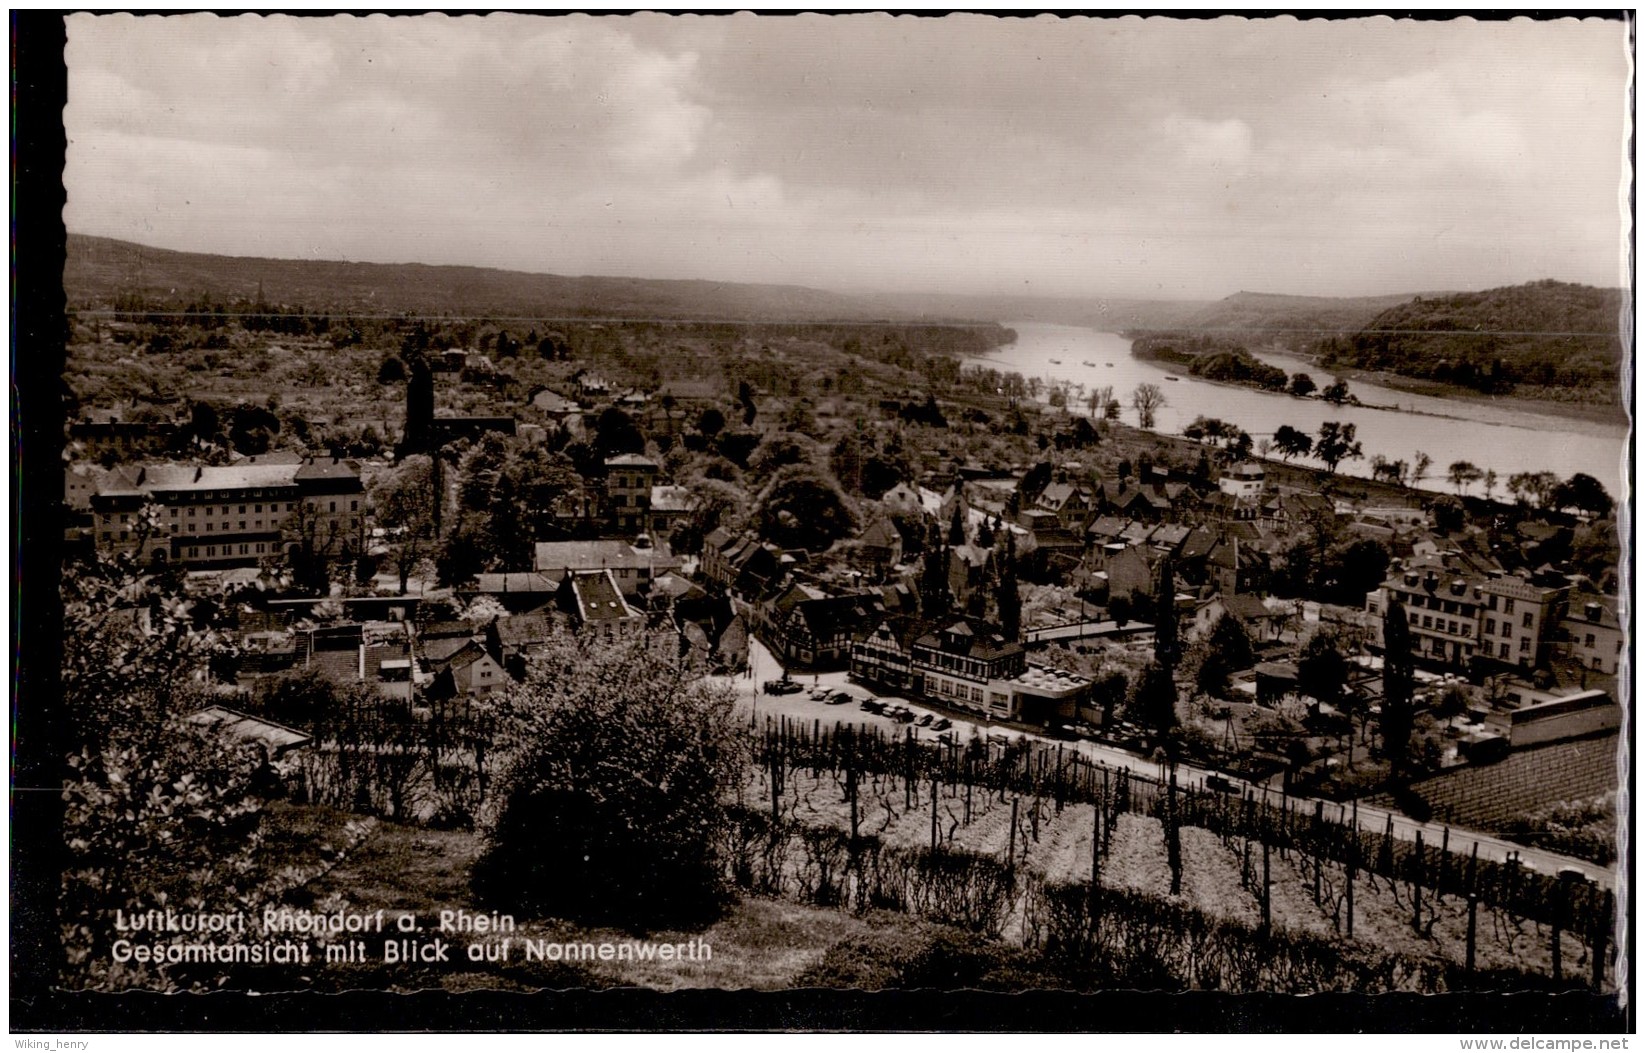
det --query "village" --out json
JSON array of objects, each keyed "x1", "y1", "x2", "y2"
[{"x1": 62, "y1": 314, "x2": 1622, "y2": 876}]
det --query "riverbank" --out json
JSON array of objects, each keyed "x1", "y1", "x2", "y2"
[{"x1": 1253, "y1": 345, "x2": 1630, "y2": 431}]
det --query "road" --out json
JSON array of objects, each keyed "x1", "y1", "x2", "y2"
[{"x1": 719, "y1": 638, "x2": 1617, "y2": 890}]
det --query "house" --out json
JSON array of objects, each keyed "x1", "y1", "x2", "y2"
[
  {"x1": 187, "y1": 706, "x2": 311, "y2": 758},
  {"x1": 1556, "y1": 593, "x2": 1624, "y2": 675},
  {"x1": 879, "y1": 482, "x2": 924, "y2": 518},
  {"x1": 461, "y1": 571, "x2": 560, "y2": 613},
  {"x1": 485, "y1": 613, "x2": 557, "y2": 678},
  {"x1": 299, "y1": 623, "x2": 414, "y2": 701},
  {"x1": 559, "y1": 568, "x2": 643, "y2": 641},
  {"x1": 850, "y1": 616, "x2": 928, "y2": 694},
  {"x1": 856, "y1": 518, "x2": 905, "y2": 571},
  {"x1": 909, "y1": 618, "x2": 1027, "y2": 719},
  {"x1": 533, "y1": 539, "x2": 678, "y2": 596},
  {"x1": 673, "y1": 592, "x2": 749, "y2": 673},
  {"x1": 1219, "y1": 461, "x2": 1266, "y2": 499},
  {"x1": 1035, "y1": 482, "x2": 1093, "y2": 533},
  {"x1": 605, "y1": 454, "x2": 661, "y2": 534},
  {"x1": 948, "y1": 544, "x2": 995, "y2": 607},
  {"x1": 86, "y1": 456, "x2": 366, "y2": 569},
  {"x1": 427, "y1": 640, "x2": 509, "y2": 699},
  {"x1": 648, "y1": 485, "x2": 697, "y2": 539},
  {"x1": 530, "y1": 389, "x2": 583, "y2": 423},
  {"x1": 1220, "y1": 593, "x2": 1289, "y2": 642},
  {"x1": 766, "y1": 591, "x2": 884, "y2": 670}
]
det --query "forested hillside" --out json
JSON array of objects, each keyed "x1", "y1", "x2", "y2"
[{"x1": 1317, "y1": 280, "x2": 1625, "y2": 402}]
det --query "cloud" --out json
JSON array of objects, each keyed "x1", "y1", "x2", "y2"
[{"x1": 63, "y1": 13, "x2": 1630, "y2": 299}]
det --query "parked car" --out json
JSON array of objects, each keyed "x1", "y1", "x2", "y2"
[
  {"x1": 763, "y1": 678, "x2": 804, "y2": 696},
  {"x1": 933, "y1": 718, "x2": 952, "y2": 732},
  {"x1": 827, "y1": 691, "x2": 854, "y2": 706},
  {"x1": 860, "y1": 699, "x2": 886, "y2": 715},
  {"x1": 810, "y1": 686, "x2": 832, "y2": 701},
  {"x1": 1206, "y1": 775, "x2": 1240, "y2": 794},
  {"x1": 917, "y1": 714, "x2": 934, "y2": 727}
]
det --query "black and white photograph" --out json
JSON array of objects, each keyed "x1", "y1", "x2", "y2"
[{"x1": 10, "y1": 9, "x2": 1633, "y2": 1035}]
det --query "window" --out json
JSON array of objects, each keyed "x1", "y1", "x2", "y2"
[
  {"x1": 170, "y1": 508, "x2": 178, "y2": 517},
  {"x1": 239, "y1": 505, "x2": 247, "y2": 514},
  {"x1": 1585, "y1": 633, "x2": 1596, "y2": 649},
  {"x1": 239, "y1": 544, "x2": 248, "y2": 555},
  {"x1": 1499, "y1": 643, "x2": 1509, "y2": 658},
  {"x1": 330, "y1": 501, "x2": 337, "y2": 512},
  {"x1": 256, "y1": 543, "x2": 266, "y2": 554},
  {"x1": 118, "y1": 530, "x2": 128, "y2": 541},
  {"x1": 206, "y1": 546, "x2": 216, "y2": 557},
  {"x1": 1504, "y1": 598, "x2": 1516, "y2": 614},
  {"x1": 1519, "y1": 638, "x2": 1530, "y2": 653},
  {"x1": 1486, "y1": 618, "x2": 1496, "y2": 635},
  {"x1": 1421, "y1": 615, "x2": 1432, "y2": 629},
  {"x1": 188, "y1": 508, "x2": 196, "y2": 517},
  {"x1": 1522, "y1": 612, "x2": 1534, "y2": 629},
  {"x1": 205, "y1": 523, "x2": 213, "y2": 532},
  {"x1": 187, "y1": 524, "x2": 196, "y2": 534},
  {"x1": 120, "y1": 513, "x2": 129, "y2": 524},
  {"x1": 255, "y1": 504, "x2": 263, "y2": 513},
  {"x1": 350, "y1": 500, "x2": 358, "y2": 512},
  {"x1": 240, "y1": 521, "x2": 247, "y2": 530}
]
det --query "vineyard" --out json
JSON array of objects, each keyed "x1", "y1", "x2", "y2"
[{"x1": 733, "y1": 716, "x2": 1616, "y2": 993}]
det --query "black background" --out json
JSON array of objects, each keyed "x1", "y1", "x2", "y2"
[{"x1": 10, "y1": 8, "x2": 1631, "y2": 1034}]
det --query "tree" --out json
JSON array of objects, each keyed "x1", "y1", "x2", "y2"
[
  {"x1": 920, "y1": 519, "x2": 952, "y2": 617},
  {"x1": 1430, "y1": 494, "x2": 1465, "y2": 534},
  {"x1": 1130, "y1": 661, "x2": 1178, "y2": 739},
  {"x1": 1130, "y1": 383, "x2": 1167, "y2": 430},
  {"x1": 61, "y1": 558, "x2": 267, "y2": 989},
  {"x1": 1551, "y1": 472, "x2": 1613, "y2": 518},
  {"x1": 1410, "y1": 451, "x2": 1432, "y2": 490},
  {"x1": 1508, "y1": 470, "x2": 1559, "y2": 509},
  {"x1": 1481, "y1": 469, "x2": 1499, "y2": 503},
  {"x1": 737, "y1": 380, "x2": 758, "y2": 426},
  {"x1": 697, "y1": 407, "x2": 726, "y2": 439},
  {"x1": 1296, "y1": 632, "x2": 1348, "y2": 707},
  {"x1": 377, "y1": 355, "x2": 406, "y2": 384},
  {"x1": 372, "y1": 455, "x2": 438, "y2": 595},
  {"x1": 1271, "y1": 424, "x2": 1312, "y2": 462},
  {"x1": 1288, "y1": 372, "x2": 1317, "y2": 398},
  {"x1": 594, "y1": 406, "x2": 646, "y2": 459},
  {"x1": 1193, "y1": 613, "x2": 1253, "y2": 698},
  {"x1": 473, "y1": 633, "x2": 746, "y2": 926},
  {"x1": 1320, "y1": 379, "x2": 1351, "y2": 405},
  {"x1": 1380, "y1": 599, "x2": 1416, "y2": 780},
  {"x1": 756, "y1": 467, "x2": 857, "y2": 551},
  {"x1": 1446, "y1": 460, "x2": 1484, "y2": 495},
  {"x1": 1152, "y1": 557, "x2": 1179, "y2": 670},
  {"x1": 279, "y1": 497, "x2": 347, "y2": 596},
  {"x1": 996, "y1": 535, "x2": 1022, "y2": 639},
  {"x1": 1313, "y1": 421, "x2": 1362, "y2": 474},
  {"x1": 1370, "y1": 455, "x2": 1407, "y2": 486},
  {"x1": 948, "y1": 503, "x2": 967, "y2": 547}
]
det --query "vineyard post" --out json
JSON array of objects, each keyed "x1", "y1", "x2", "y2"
[
  {"x1": 930, "y1": 774, "x2": 939, "y2": 851},
  {"x1": 965, "y1": 768, "x2": 973, "y2": 825},
  {"x1": 1465, "y1": 841, "x2": 1479, "y2": 977},
  {"x1": 905, "y1": 727, "x2": 913, "y2": 809},
  {"x1": 1550, "y1": 880, "x2": 1563, "y2": 985},
  {"x1": 1345, "y1": 832, "x2": 1356, "y2": 938},
  {"x1": 1312, "y1": 800, "x2": 1323, "y2": 905},
  {"x1": 1261, "y1": 835, "x2": 1271, "y2": 938},
  {"x1": 1592, "y1": 888, "x2": 1611, "y2": 990},
  {"x1": 1440, "y1": 826, "x2": 1450, "y2": 902},
  {"x1": 1008, "y1": 797, "x2": 1019, "y2": 868},
  {"x1": 1167, "y1": 765, "x2": 1182, "y2": 896},
  {"x1": 1412, "y1": 829, "x2": 1423, "y2": 934}
]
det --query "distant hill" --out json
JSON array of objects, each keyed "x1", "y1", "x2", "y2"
[
  {"x1": 1174, "y1": 290, "x2": 1442, "y2": 349},
  {"x1": 1318, "y1": 280, "x2": 1626, "y2": 400},
  {"x1": 63, "y1": 234, "x2": 949, "y2": 324},
  {"x1": 867, "y1": 291, "x2": 1209, "y2": 331}
]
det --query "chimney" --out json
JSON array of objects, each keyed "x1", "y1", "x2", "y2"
[
  {"x1": 1585, "y1": 602, "x2": 1602, "y2": 621},
  {"x1": 1450, "y1": 579, "x2": 1466, "y2": 596},
  {"x1": 1423, "y1": 571, "x2": 1439, "y2": 592},
  {"x1": 1404, "y1": 571, "x2": 1419, "y2": 586},
  {"x1": 194, "y1": 466, "x2": 203, "y2": 482}
]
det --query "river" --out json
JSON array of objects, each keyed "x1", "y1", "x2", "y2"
[{"x1": 965, "y1": 323, "x2": 1627, "y2": 498}]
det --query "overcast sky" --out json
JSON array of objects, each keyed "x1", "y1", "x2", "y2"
[{"x1": 64, "y1": 13, "x2": 1630, "y2": 301}]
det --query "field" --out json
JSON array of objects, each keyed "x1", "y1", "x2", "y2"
[{"x1": 732, "y1": 719, "x2": 1615, "y2": 992}]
